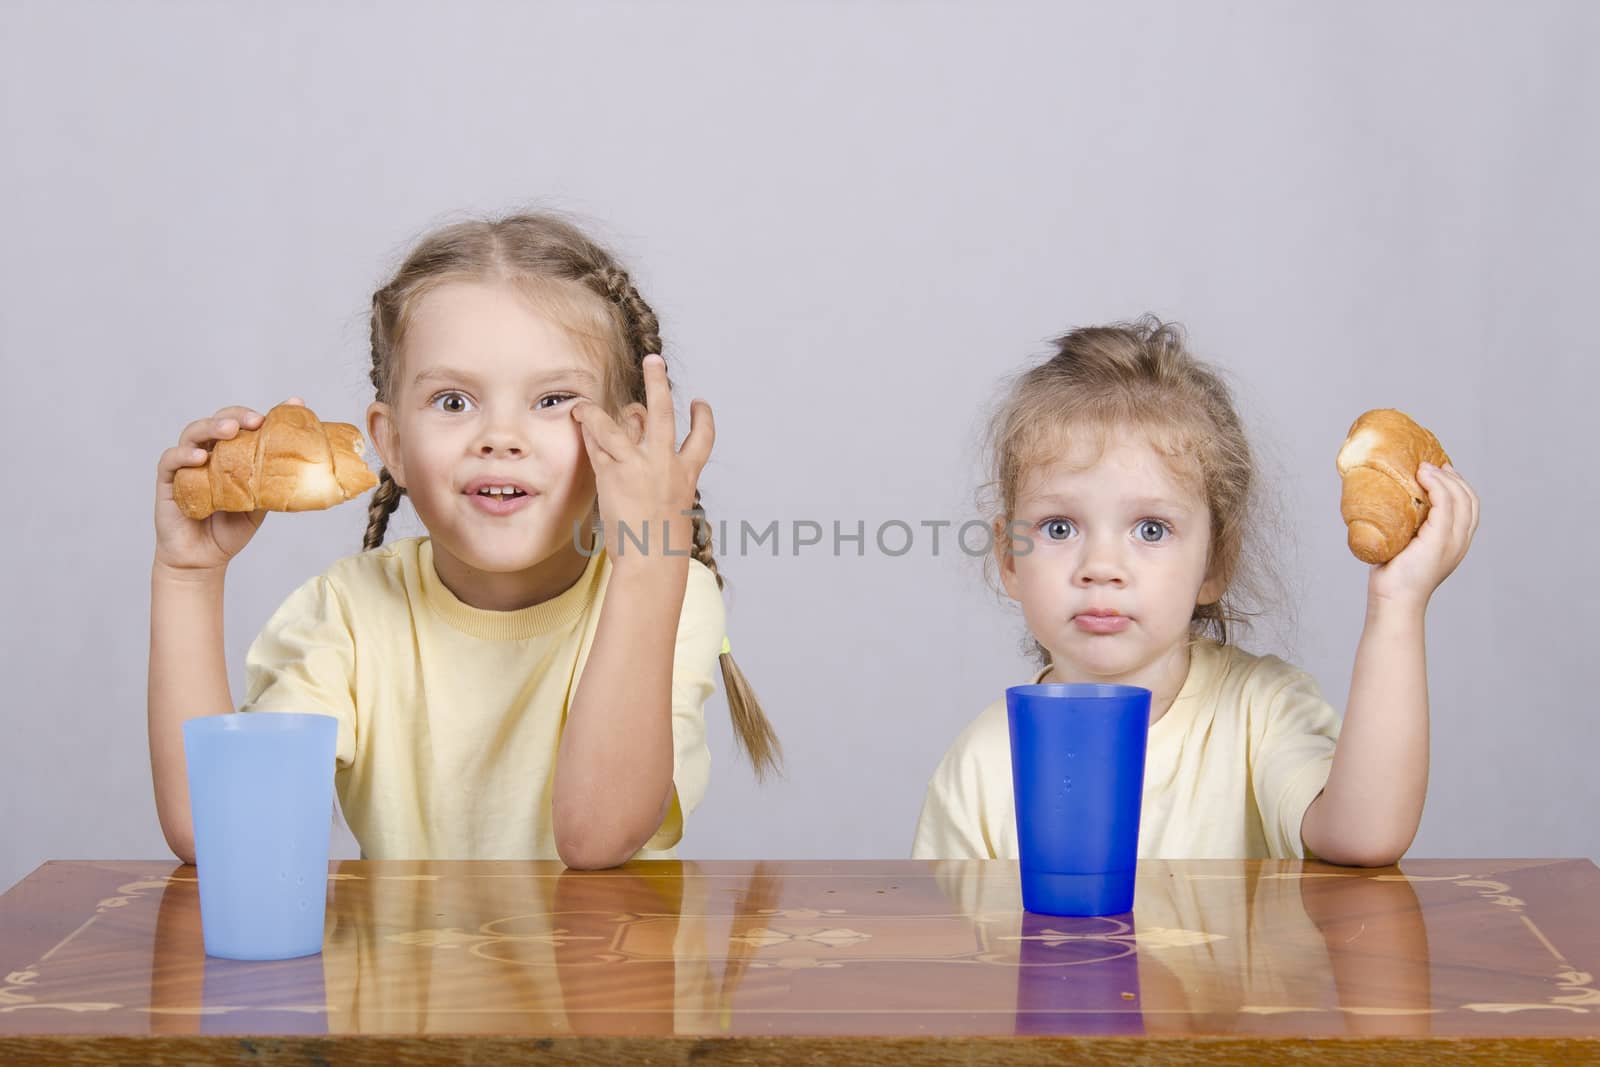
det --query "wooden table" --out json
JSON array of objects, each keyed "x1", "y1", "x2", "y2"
[{"x1": 3, "y1": 858, "x2": 1598, "y2": 1063}]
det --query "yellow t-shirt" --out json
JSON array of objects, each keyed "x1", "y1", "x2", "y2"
[
  {"x1": 239, "y1": 537, "x2": 723, "y2": 860},
  {"x1": 911, "y1": 639, "x2": 1340, "y2": 860}
]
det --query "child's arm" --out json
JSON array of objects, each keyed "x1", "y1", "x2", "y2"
[
  {"x1": 148, "y1": 404, "x2": 287, "y2": 863},
  {"x1": 558, "y1": 356, "x2": 715, "y2": 869},
  {"x1": 1301, "y1": 463, "x2": 1480, "y2": 866}
]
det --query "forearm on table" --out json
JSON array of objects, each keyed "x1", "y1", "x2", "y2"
[
  {"x1": 1303, "y1": 599, "x2": 1430, "y2": 867},
  {"x1": 553, "y1": 558, "x2": 688, "y2": 869},
  {"x1": 148, "y1": 562, "x2": 236, "y2": 863}
]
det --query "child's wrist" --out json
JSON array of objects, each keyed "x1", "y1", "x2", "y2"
[
  {"x1": 600, "y1": 514, "x2": 699, "y2": 564},
  {"x1": 152, "y1": 558, "x2": 228, "y2": 587},
  {"x1": 608, "y1": 547, "x2": 692, "y2": 583},
  {"x1": 1364, "y1": 588, "x2": 1429, "y2": 626}
]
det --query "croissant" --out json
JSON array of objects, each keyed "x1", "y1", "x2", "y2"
[
  {"x1": 1336, "y1": 408, "x2": 1450, "y2": 565},
  {"x1": 174, "y1": 403, "x2": 378, "y2": 520}
]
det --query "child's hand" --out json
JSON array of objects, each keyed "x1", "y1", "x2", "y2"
[
  {"x1": 153, "y1": 400, "x2": 304, "y2": 574},
  {"x1": 1367, "y1": 463, "x2": 1480, "y2": 609},
  {"x1": 571, "y1": 356, "x2": 713, "y2": 569}
]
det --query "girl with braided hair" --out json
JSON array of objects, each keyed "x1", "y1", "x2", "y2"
[{"x1": 149, "y1": 213, "x2": 777, "y2": 869}]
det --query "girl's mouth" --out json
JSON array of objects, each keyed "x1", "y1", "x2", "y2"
[
  {"x1": 1074, "y1": 613, "x2": 1130, "y2": 635},
  {"x1": 468, "y1": 488, "x2": 533, "y2": 515}
]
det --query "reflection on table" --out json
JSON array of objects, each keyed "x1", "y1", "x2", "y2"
[
  {"x1": 3, "y1": 858, "x2": 1598, "y2": 1060},
  {"x1": 934, "y1": 858, "x2": 1432, "y2": 1036}
]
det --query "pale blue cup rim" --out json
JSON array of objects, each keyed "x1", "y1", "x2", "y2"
[
  {"x1": 183, "y1": 711, "x2": 338, "y2": 736},
  {"x1": 1007, "y1": 683, "x2": 1152, "y2": 700}
]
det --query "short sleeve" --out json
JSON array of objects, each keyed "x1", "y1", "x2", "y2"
[
  {"x1": 1250, "y1": 665, "x2": 1340, "y2": 859},
  {"x1": 911, "y1": 705, "x2": 1010, "y2": 860},
  {"x1": 642, "y1": 559, "x2": 723, "y2": 851},
  {"x1": 240, "y1": 574, "x2": 358, "y2": 768},
  {"x1": 912, "y1": 775, "x2": 986, "y2": 860}
]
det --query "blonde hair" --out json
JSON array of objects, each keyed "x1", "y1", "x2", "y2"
[
  {"x1": 986, "y1": 316, "x2": 1263, "y2": 653},
  {"x1": 362, "y1": 212, "x2": 780, "y2": 777}
]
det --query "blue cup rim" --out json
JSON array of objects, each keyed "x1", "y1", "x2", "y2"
[
  {"x1": 182, "y1": 711, "x2": 339, "y2": 736},
  {"x1": 1007, "y1": 683, "x2": 1151, "y2": 700}
]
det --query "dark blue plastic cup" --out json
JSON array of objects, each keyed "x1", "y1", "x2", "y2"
[
  {"x1": 1006, "y1": 684, "x2": 1152, "y2": 916},
  {"x1": 183, "y1": 712, "x2": 338, "y2": 960}
]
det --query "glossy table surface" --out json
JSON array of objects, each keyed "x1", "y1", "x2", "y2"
[{"x1": 3, "y1": 858, "x2": 1599, "y2": 1063}]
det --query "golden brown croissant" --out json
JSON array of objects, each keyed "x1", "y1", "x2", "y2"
[
  {"x1": 173, "y1": 403, "x2": 378, "y2": 520},
  {"x1": 1336, "y1": 409, "x2": 1451, "y2": 565}
]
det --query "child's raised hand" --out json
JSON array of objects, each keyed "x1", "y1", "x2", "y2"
[
  {"x1": 1367, "y1": 463, "x2": 1480, "y2": 608},
  {"x1": 570, "y1": 355, "x2": 713, "y2": 568},
  {"x1": 153, "y1": 399, "x2": 305, "y2": 574}
]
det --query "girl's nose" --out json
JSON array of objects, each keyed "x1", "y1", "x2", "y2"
[
  {"x1": 1074, "y1": 538, "x2": 1127, "y2": 586},
  {"x1": 475, "y1": 426, "x2": 526, "y2": 457}
]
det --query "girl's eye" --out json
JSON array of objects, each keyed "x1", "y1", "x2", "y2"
[
  {"x1": 1136, "y1": 519, "x2": 1170, "y2": 544},
  {"x1": 430, "y1": 391, "x2": 474, "y2": 414},
  {"x1": 1040, "y1": 518, "x2": 1076, "y2": 542},
  {"x1": 537, "y1": 393, "x2": 577, "y2": 410}
]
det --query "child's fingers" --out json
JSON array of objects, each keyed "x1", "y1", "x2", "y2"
[
  {"x1": 575, "y1": 419, "x2": 597, "y2": 462},
  {"x1": 1417, "y1": 465, "x2": 1456, "y2": 535},
  {"x1": 641, "y1": 354, "x2": 676, "y2": 448},
  {"x1": 571, "y1": 401, "x2": 632, "y2": 460},
  {"x1": 1431, "y1": 465, "x2": 1467, "y2": 519},
  {"x1": 178, "y1": 408, "x2": 264, "y2": 449},
  {"x1": 1420, "y1": 464, "x2": 1478, "y2": 562},
  {"x1": 679, "y1": 398, "x2": 715, "y2": 470},
  {"x1": 1419, "y1": 463, "x2": 1461, "y2": 505},
  {"x1": 575, "y1": 415, "x2": 618, "y2": 468},
  {"x1": 1441, "y1": 464, "x2": 1481, "y2": 544},
  {"x1": 1448, "y1": 474, "x2": 1479, "y2": 550},
  {"x1": 156, "y1": 443, "x2": 211, "y2": 484},
  {"x1": 207, "y1": 405, "x2": 264, "y2": 430},
  {"x1": 621, "y1": 402, "x2": 648, "y2": 446}
]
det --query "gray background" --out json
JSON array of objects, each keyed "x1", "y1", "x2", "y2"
[{"x1": 2, "y1": 1, "x2": 1595, "y2": 892}]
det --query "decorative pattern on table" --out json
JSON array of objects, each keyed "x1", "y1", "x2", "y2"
[
  {"x1": 388, "y1": 903, "x2": 1181, "y2": 971},
  {"x1": 0, "y1": 873, "x2": 177, "y2": 1015},
  {"x1": 5, "y1": 866, "x2": 1597, "y2": 1019},
  {"x1": 1441, "y1": 874, "x2": 1600, "y2": 1014},
  {"x1": 1198, "y1": 870, "x2": 1600, "y2": 1018}
]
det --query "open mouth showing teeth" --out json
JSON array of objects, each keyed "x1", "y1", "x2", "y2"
[{"x1": 475, "y1": 487, "x2": 527, "y2": 499}]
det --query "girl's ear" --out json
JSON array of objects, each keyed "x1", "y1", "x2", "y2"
[
  {"x1": 1197, "y1": 567, "x2": 1225, "y2": 607},
  {"x1": 994, "y1": 519, "x2": 1023, "y2": 601},
  {"x1": 366, "y1": 401, "x2": 406, "y2": 488}
]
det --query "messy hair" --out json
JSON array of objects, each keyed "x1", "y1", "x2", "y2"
[{"x1": 985, "y1": 316, "x2": 1268, "y2": 653}]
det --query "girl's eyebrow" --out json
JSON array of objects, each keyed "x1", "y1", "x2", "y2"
[
  {"x1": 1125, "y1": 496, "x2": 1194, "y2": 515},
  {"x1": 413, "y1": 366, "x2": 478, "y2": 387},
  {"x1": 533, "y1": 366, "x2": 599, "y2": 390},
  {"x1": 1023, "y1": 491, "x2": 1194, "y2": 516},
  {"x1": 412, "y1": 366, "x2": 598, "y2": 389}
]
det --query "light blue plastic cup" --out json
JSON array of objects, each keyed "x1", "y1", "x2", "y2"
[
  {"x1": 1007, "y1": 684, "x2": 1152, "y2": 916},
  {"x1": 183, "y1": 712, "x2": 338, "y2": 960}
]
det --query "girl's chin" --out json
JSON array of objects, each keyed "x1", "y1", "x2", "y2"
[
  {"x1": 1042, "y1": 649, "x2": 1146, "y2": 684},
  {"x1": 1044, "y1": 641, "x2": 1195, "y2": 686},
  {"x1": 444, "y1": 530, "x2": 589, "y2": 573}
]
